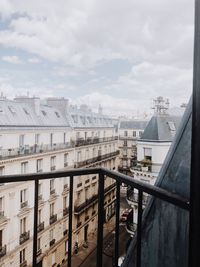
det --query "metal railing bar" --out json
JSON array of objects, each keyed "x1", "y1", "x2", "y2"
[
  {"x1": 103, "y1": 169, "x2": 189, "y2": 210},
  {"x1": 68, "y1": 175, "x2": 74, "y2": 267},
  {"x1": 32, "y1": 179, "x2": 39, "y2": 267},
  {"x1": 136, "y1": 190, "x2": 143, "y2": 267},
  {"x1": 189, "y1": 1, "x2": 200, "y2": 266},
  {"x1": 96, "y1": 172, "x2": 105, "y2": 267},
  {"x1": 0, "y1": 167, "x2": 189, "y2": 210},
  {"x1": 0, "y1": 167, "x2": 102, "y2": 183},
  {"x1": 114, "y1": 181, "x2": 120, "y2": 267}
]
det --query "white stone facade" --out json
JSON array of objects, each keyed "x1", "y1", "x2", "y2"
[{"x1": 0, "y1": 97, "x2": 119, "y2": 267}]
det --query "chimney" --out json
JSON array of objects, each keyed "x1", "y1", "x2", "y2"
[
  {"x1": 14, "y1": 96, "x2": 40, "y2": 116},
  {"x1": 46, "y1": 97, "x2": 69, "y2": 116}
]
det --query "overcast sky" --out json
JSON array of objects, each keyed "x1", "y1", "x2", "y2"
[{"x1": 0, "y1": 0, "x2": 194, "y2": 116}]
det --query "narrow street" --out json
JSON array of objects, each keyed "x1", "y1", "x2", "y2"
[{"x1": 78, "y1": 188, "x2": 131, "y2": 267}]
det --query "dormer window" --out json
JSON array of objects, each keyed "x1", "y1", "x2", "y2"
[
  {"x1": 8, "y1": 106, "x2": 16, "y2": 114},
  {"x1": 23, "y1": 108, "x2": 29, "y2": 115},
  {"x1": 41, "y1": 110, "x2": 47, "y2": 116},
  {"x1": 55, "y1": 111, "x2": 60, "y2": 118}
]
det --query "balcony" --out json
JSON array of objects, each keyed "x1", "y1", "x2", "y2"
[
  {"x1": 49, "y1": 214, "x2": 57, "y2": 225},
  {"x1": 75, "y1": 136, "x2": 118, "y2": 147},
  {"x1": 49, "y1": 238, "x2": 55, "y2": 247},
  {"x1": 63, "y1": 229, "x2": 68, "y2": 236},
  {"x1": 77, "y1": 221, "x2": 82, "y2": 228},
  {"x1": 20, "y1": 200, "x2": 28, "y2": 209},
  {"x1": 0, "y1": 142, "x2": 73, "y2": 160},
  {"x1": 37, "y1": 221, "x2": 44, "y2": 232},
  {"x1": 0, "y1": 245, "x2": 6, "y2": 258},
  {"x1": 0, "y1": 167, "x2": 190, "y2": 267},
  {"x1": 50, "y1": 188, "x2": 56, "y2": 195},
  {"x1": 20, "y1": 260, "x2": 27, "y2": 267},
  {"x1": 74, "y1": 151, "x2": 120, "y2": 168},
  {"x1": 63, "y1": 207, "x2": 69, "y2": 216},
  {"x1": 37, "y1": 249, "x2": 42, "y2": 256},
  {"x1": 19, "y1": 231, "x2": 30, "y2": 245}
]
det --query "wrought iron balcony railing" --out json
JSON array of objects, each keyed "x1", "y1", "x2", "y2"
[
  {"x1": 49, "y1": 214, "x2": 57, "y2": 225},
  {"x1": 37, "y1": 221, "x2": 44, "y2": 233},
  {"x1": 19, "y1": 230, "x2": 30, "y2": 245},
  {"x1": 74, "y1": 151, "x2": 119, "y2": 168},
  {"x1": 0, "y1": 167, "x2": 189, "y2": 267}
]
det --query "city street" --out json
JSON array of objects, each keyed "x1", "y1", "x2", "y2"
[{"x1": 77, "y1": 189, "x2": 131, "y2": 267}]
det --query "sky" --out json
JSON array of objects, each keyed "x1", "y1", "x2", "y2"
[{"x1": 0, "y1": 0, "x2": 194, "y2": 117}]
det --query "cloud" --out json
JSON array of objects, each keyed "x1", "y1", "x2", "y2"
[
  {"x1": 2, "y1": 55, "x2": 22, "y2": 64},
  {"x1": 0, "y1": 0, "x2": 194, "y2": 115},
  {"x1": 28, "y1": 57, "x2": 41, "y2": 63}
]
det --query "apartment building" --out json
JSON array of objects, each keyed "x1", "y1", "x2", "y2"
[
  {"x1": 0, "y1": 96, "x2": 119, "y2": 267},
  {"x1": 118, "y1": 120, "x2": 148, "y2": 175}
]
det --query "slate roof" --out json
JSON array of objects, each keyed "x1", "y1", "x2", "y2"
[
  {"x1": 119, "y1": 120, "x2": 148, "y2": 130},
  {"x1": 140, "y1": 115, "x2": 182, "y2": 142},
  {"x1": 0, "y1": 98, "x2": 114, "y2": 128}
]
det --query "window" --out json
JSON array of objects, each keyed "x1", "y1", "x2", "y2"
[
  {"x1": 49, "y1": 229, "x2": 54, "y2": 241},
  {"x1": 19, "y1": 135, "x2": 24, "y2": 147},
  {"x1": 64, "y1": 153, "x2": 68, "y2": 166},
  {"x1": 50, "y1": 179, "x2": 55, "y2": 192},
  {"x1": 41, "y1": 110, "x2": 47, "y2": 116},
  {"x1": 36, "y1": 159, "x2": 43, "y2": 172},
  {"x1": 20, "y1": 248, "x2": 26, "y2": 264},
  {"x1": 51, "y1": 251, "x2": 56, "y2": 266},
  {"x1": 0, "y1": 197, "x2": 4, "y2": 215},
  {"x1": 63, "y1": 177, "x2": 68, "y2": 187},
  {"x1": 63, "y1": 196, "x2": 68, "y2": 209},
  {"x1": 50, "y1": 133, "x2": 53, "y2": 146},
  {"x1": 133, "y1": 131, "x2": 136, "y2": 137},
  {"x1": 77, "y1": 151, "x2": 81, "y2": 162},
  {"x1": 20, "y1": 217, "x2": 26, "y2": 234},
  {"x1": 20, "y1": 189, "x2": 27, "y2": 204},
  {"x1": 38, "y1": 183, "x2": 42, "y2": 196},
  {"x1": 38, "y1": 209, "x2": 42, "y2": 224},
  {"x1": 65, "y1": 240, "x2": 68, "y2": 253},
  {"x1": 124, "y1": 131, "x2": 128, "y2": 137},
  {"x1": 144, "y1": 148, "x2": 152, "y2": 157},
  {"x1": 139, "y1": 131, "x2": 143, "y2": 137},
  {"x1": 21, "y1": 162, "x2": 28, "y2": 174},
  {"x1": 8, "y1": 106, "x2": 16, "y2": 114},
  {"x1": 37, "y1": 238, "x2": 41, "y2": 251},
  {"x1": 50, "y1": 203, "x2": 55, "y2": 216},
  {"x1": 55, "y1": 111, "x2": 60, "y2": 118},
  {"x1": 168, "y1": 121, "x2": 176, "y2": 131},
  {"x1": 0, "y1": 167, "x2": 4, "y2": 176},
  {"x1": 50, "y1": 156, "x2": 56, "y2": 170},
  {"x1": 0, "y1": 230, "x2": 2, "y2": 248},
  {"x1": 35, "y1": 134, "x2": 40, "y2": 145},
  {"x1": 64, "y1": 132, "x2": 66, "y2": 144},
  {"x1": 124, "y1": 140, "x2": 127, "y2": 146},
  {"x1": 23, "y1": 108, "x2": 29, "y2": 115}
]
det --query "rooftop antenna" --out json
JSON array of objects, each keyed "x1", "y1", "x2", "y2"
[{"x1": 152, "y1": 96, "x2": 170, "y2": 115}]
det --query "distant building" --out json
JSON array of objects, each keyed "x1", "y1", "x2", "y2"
[{"x1": 118, "y1": 120, "x2": 148, "y2": 175}]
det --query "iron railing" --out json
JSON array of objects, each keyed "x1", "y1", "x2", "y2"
[
  {"x1": 0, "y1": 167, "x2": 189, "y2": 267},
  {"x1": 0, "y1": 136, "x2": 118, "y2": 160}
]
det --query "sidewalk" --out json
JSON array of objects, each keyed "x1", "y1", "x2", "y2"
[{"x1": 71, "y1": 217, "x2": 116, "y2": 267}]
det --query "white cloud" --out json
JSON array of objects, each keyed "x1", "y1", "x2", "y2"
[
  {"x1": 28, "y1": 57, "x2": 41, "y2": 63},
  {"x1": 0, "y1": 0, "x2": 194, "y2": 115},
  {"x1": 2, "y1": 55, "x2": 22, "y2": 64}
]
